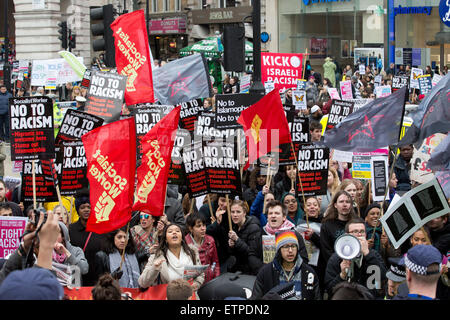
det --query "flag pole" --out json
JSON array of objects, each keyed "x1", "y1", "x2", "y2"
[
  {"x1": 226, "y1": 194, "x2": 232, "y2": 232},
  {"x1": 207, "y1": 194, "x2": 216, "y2": 223},
  {"x1": 262, "y1": 158, "x2": 272, "y2": 215},
  {"x1": 32, "y1": 160, "x2": 37, "y2": 209},
  {"x1": 291, "y1": 141, "x2": 309, "y2": 228},
  {"x1": 371, "y1": 87, "x2": 407, "y2": 241},
  {"x1": 119, "y1": 221, "x2": 131, "y2": 271}
]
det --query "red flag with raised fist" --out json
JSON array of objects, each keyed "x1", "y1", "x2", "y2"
[
  {"x1": 132, "y1": 106, "x2": 181, "y2": 216},
  {"x1": 111, "y1": 9, "x2": 155, "y2": 105},
  {"x1": 237, "y1": 89, "x2": 292, "y2": 168},
  {"x1": 82, "y1": 118, "x2": 137, "y2": 234}
]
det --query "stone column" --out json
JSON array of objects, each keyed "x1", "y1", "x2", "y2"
[{"x1": 13, "y1": 0, "x2": 63, "y2": 60}]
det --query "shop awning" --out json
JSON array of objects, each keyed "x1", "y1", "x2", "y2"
[{"x1": 180, "y1": 37, "x2": 253, "y2": 62}]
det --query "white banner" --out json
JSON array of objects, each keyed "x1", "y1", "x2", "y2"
[{"x1": 31, "y1": 57, "x2": 84, "y2": 87}]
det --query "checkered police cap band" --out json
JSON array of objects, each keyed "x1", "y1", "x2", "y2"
[
  {"x1": 405, "y1": 255, "x2": 440, "y2": 275},
  {"x1": 390, "y1": 265, "x2": 406, "y2": 277}
]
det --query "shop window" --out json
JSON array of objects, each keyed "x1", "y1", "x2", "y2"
[
  {"x1": 175, "y1": 0, "x2": 181, "y2": 11},
  {"x1": 219, "y1": 0, "x2": 236, "y2": 8},
  {"x1": 152, "y1": 0, "x2": 158, "y2": 12}
]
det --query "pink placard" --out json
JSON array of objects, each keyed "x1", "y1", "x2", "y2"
[
  {"x1": 0, "y1": 217, "x2": 28, "y2": 258},
  {"x1": 340, "y1": 80, "x2": 353, "y2": 100},
  {"x1": 149, "y1": 18, "x2": 186, "y2": 34},
  {"x1": 327, "y1": 87, "x2": 341, "y2": 100}
]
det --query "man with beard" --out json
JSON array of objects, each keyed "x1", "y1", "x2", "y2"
[
  {"x1": 394, "y1": 144, "x2": 413, "y2": 192},
  {"x1": 68, "y1": 188, "x2": 106, "y2": 286}
]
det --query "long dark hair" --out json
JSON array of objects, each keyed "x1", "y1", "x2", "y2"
[
  {"x1": 323, "y1": 190, "x2": 356, "y2": 222},
  {"x1": 102, "y1": 226, "x2": 137, "y2": 255},
  {"x1": 156, "y1": 223, "x2": 197, "y2": 265}
]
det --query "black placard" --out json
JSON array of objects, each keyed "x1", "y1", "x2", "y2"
[
  {"x1": 176, "y1": 99, "x2": 204, "y2": 132},
  {"x1": 296, "y1": 143, "x2": 329, "y2": 197},
  {"x1": 183, "y1": 140, "x2": 208, "y2": 198},
  {"x1": 392, "y1": 76, "x2": 409, "y2": 91},
  {"x1": 55, "y1": 109, "x2": 104, "y2": 145},
  {"x1": 21, "y1": 160, "x2": 58, "y2": 203},
  {"x1": 215, "y1": 93, "x2": 264, "y2": 129},
  {"x1": 60, "y1": 140, "x2": 88, "y2": 196},
  {"x1": 372, "y1": 158, "x2": 388, "y2": 200},
  {"x1": 325, "y1": 100, "x2": 354, "y2": 131},
  {"x1": 204, "y1": 138, "x2": 242, "y2": 197},
  {"x1": 85, "y1": 71, "x2": 127, "y2": 124},
  {"x1": 9, "y1": 96, "x2": 54, "y2": 161}
]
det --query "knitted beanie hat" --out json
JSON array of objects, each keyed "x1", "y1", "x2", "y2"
[{"x1": 275, "y1": 231, "x2": 299, "y2": 253}]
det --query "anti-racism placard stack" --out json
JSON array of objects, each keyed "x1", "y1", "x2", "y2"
[
  {"x1": 54, "y1": 109, "x2": 104, "y2": 196},
  {"x1": 279, "y1": 108, "x2": 309, "y2": 165},
  {"x1": 9, "y1": 96, "x2": 56, "y2": 204}
]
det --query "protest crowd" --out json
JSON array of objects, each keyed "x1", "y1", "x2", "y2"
[{"x1": 0, "y1": 9, "x2": 448, "y2": 303}]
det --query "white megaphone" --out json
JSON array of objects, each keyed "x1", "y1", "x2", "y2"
[{"x1": 334, "y1": 234, "x2": 362, "y2": 282}]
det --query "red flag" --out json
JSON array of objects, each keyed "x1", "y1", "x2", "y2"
[
  {"x1": 82, "y1": 118, "x2": 136, "y2": 234},
  {"x1": 111, "y1": 10, "x2": 155, "y2": 105},
  {"x1": 237, "y1": 89, "x2": 292, "y2": 168},
  {"x1": 132, "y1": 106, "x2": 181, "y2": 216}
]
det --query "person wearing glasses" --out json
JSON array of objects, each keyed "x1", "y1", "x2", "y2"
[
  {"x1": 251, "y1": 230, "x2": 320, "y2": 300},
  {"x1": 324, "y1": 217, "x2": 387, "y2": 299}
]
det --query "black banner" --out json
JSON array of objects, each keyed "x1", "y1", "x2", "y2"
[
  {"x1": 85, "y1": 71, "x2": 127, "y2": 124},
  {"x1": 296, "y1": 143, "x2": 329, "y2": 197},
  {"x1": 9, "y1": 96, "x2": 54, "y2": 161}
]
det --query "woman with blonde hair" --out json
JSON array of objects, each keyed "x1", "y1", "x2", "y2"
[
  {"x1": 207, "y1": 199, "x2": 263, "y2": 275},
  {"x1": 71, "y1": 85, "x2": 82, "y2": 100},
  {"x1": 320, "y1": 167, "x2": 340, "y2": 215}
]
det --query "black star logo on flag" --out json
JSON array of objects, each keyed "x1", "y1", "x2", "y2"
[
  {"x1": 168, "y1": 72, "x2": 192, "y2": 97},
  {"x1": 347, "y1": 114, "x2": 385, "y2": 142}
]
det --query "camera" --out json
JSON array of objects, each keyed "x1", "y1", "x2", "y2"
[{"x1": 32, "y1": 207, "x2": 48, "y2": 226}]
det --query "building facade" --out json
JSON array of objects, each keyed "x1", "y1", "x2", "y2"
[{"x1": 271, "y1": 0, "x2": 449, "y2": 74}]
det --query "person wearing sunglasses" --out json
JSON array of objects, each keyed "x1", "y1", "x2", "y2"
[{"x1": 130, "y1": 212, "x2": 160, "y2": 259}]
